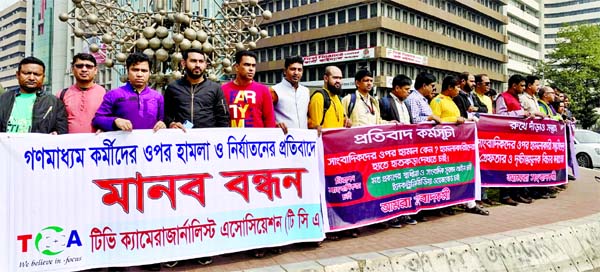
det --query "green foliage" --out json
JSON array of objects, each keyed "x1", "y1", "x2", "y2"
[
  {"x1": 534, "y1": 24, "x2": 600, "y2": 129},
  {"x1": 0, "y1": 84, "x2": 4, "y2": 94}
]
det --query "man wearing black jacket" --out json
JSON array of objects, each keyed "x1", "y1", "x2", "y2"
[
  {"x1": 161, "y1": 48, "x2": 228, "y2": 269},
  {"x1": 453, "y1": 72, "x2": 488, "y2": 118},
  {"x1": 164, "y1": 48, "x2": 230, "y2": 130},
  {"x1": 0, "y1": 56, "x2": 67, "y2": 134}
]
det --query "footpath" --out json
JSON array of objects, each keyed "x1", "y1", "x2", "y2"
[{"x1": 156, "y1": 168, "x2": 600, "y2": 272}]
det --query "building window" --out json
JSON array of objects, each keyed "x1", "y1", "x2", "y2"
[
  {"x1": 348, "y1": 7, "x2": 356, "y2": 22},
  {"x1": 359, "y1": 5, "x2": 368, "y2": 19},
  {"x1": 337, "y1": 10, "x2": 346, "y2": 24},
  {"x1": 328, "y1": 12, "x2": 335, "y2": 26}
]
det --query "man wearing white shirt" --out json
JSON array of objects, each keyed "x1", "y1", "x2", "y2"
[
  {"x1": 379, "y1": 74, "x2": 413, "y2": 124},
  {"x1": 271, "y1": 55, "x2": 310, "y2": 133},
  {"x1": 519, "y1": 75, "x2": 545, "y2": 117}
]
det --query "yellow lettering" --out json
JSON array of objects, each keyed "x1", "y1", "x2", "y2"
[
  {"x1": 233, "y1": 91, "x2": 246, "y2": 104},
  {"x1": 238, "y1": 104, "x2": 249, "y2": 118},
  {"x1": 231, "y1": 119, "x2": 245, "y2": 128}
]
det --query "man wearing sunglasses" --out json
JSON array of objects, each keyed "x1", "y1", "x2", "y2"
[
  {"x1": 474, "y1": 74, "x2": 493, "y2": 114},
  {"x1": 58, "y1": 53, "x2": 106, "y2": 133}
]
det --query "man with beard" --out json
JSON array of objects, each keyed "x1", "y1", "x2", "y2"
[
  {"x1": 453, "y1": 72, "x2": 488, "y2": 119},
  {"x1": 0, "y1": 56, "x2": 67, "y2": 134},
  {"x1": 164, "y1": 48, "x2": 230, "y2": 131},
  {"x1": 271, "y1": 55, "x2": 309, "y2": 132},
  {"x1": 308, "y1": 66, "x2": 351, "y2": 129},
  {"x1": 223, "y1": 50, "x2": 276, "y2": 128},
  {"x1": 58, "y1": 53, "x2": 106, "y2": 133}
]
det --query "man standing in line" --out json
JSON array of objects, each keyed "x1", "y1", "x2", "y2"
[
  {"x1": 474, "y1": 74, "x2": 493, "y2": 114},
  {"x1": 342, "y1": 70, "x2": 391, "y2": 127},
  {"x1": 271, "y1": 55, "x2": 310, "y2": 132},
  {"x1": 519, "y1": 75, "x2": 545, "y2": 117},
  {"x1": 379, "y1": 74, "x2": 413, "y2": 124},
  {"x1": 222, "y1": 50, "x2": 276, "y2": 128},
  {"x1": 93, "y1": 52, "x2": 165, "y2": 132},
  {"x1": 405, "y1": 72, "x2": 442, "y2": 124},
  {"x1": 0, "y1": 56, "x2": 67, "y2": 134},
  {"x1": 59, "y1": 53, "x2": 106, "y2": 133},
  {"x1": 430, "y1": 75, "x2": 490, "y2": 216},
  {"x1": 453, "y1": 72, "x2": 488, "y2": 119},
  {"x1": 495, "y1": 74, "x2": 533, "y2": 206},
  {"x1": 164, "y1": 48, "x2": 229, "y2": 131},
  {"x1": 308, "y1": 66, "x2": 351, "y2": 129},
  {"x1": 161, "y1": 48, "x2": 229, "y2": 268}
]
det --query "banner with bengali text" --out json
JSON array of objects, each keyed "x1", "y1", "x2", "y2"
[
  {"x1": 322, "y1": 123, "x2": 478, "y2": 231},
  {"x1": 0, "y1": 128, "x2": 324, "y2": 272},
  {"x1": 477, "y1": 114, "x2": 568, "y2": 187}
]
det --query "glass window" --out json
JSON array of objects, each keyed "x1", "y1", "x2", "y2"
[
  {"x1": 338, "y1": 37, "x2": 346, "y2": 51},
  {"x1": 309, "y1": 16, "x2": 316, "y2": 29},
  {"x1": 370, "y1": 3, "x2": 378, "y2": 17},
  {"x1": 359, "y1": 5, "x2": 368, "y2": 19},
  {"x1": 309, "y1": 42, "x2": 316, "y2": 55},
  {"x1": 348, "y1": 7, "x2": 356, "y2": 22},
  {"x1": 369, "y1": 32, "x2": 377, "y2": 47},
  {"x1": 318, "y1": 40, "x2": 326, "y2": 54},
  {"x1": 337, "y1": 10, "x2": 346, "y2": 24},
  {"x1": 318, "y1": 14, "x2": 326, "y2": 28},
  {"x1": 348, "y1": 35, "x2": 357, "y2": 50},
  {"x1": 328, "y1": 12, "x2": 336, "y2": 26},
  {"x1": 283, "y1": 22, "x2": 290, "y2": 34},
  {"x1": 300, "y1": 18, "x2": 307, "y2": 31},
  {"x1": 359, "y1": 33, "x2": 368, "y2": 48},
  {"x1": 327, "y1": 39, "x2": 336, "y2": 53},
  {"x1": 284, "y1": 0, "x2": 291, "y2": 9}
]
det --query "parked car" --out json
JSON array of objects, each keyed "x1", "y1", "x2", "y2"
[{"x1": 574, "y1": 129, "x2": 600, "y2": 168}]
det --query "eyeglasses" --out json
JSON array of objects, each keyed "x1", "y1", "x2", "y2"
[
  {"x1": 482, "y1": 82, "x2": 490, "y2": 86},
  {"x1": 74, "y1": 63, "x2": 95, "y2": 69}
]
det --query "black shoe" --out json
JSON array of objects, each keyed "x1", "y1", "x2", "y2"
[
  {"x1": 442, "y1": 207, "x2": 456, "y2": 215},
  {"x1": 514, "y1": 195, "x2": 533, "y2": 204},
  {"x1": 140, "y1": 263, "x2": 162, "y2": 271},
  {"x1": 482, "y1": 198, "x2": 498, "y2": 206},
  {"x1": 568, "y1": 175, "x2": 576, "y2": 181},
  {"x1": 500, "y1": 197, "x2": 519, "y2": 206}
]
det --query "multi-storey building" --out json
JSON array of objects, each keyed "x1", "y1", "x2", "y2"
[
  {"x1": 255, "y1": 0, "x2": 509, "y2": 94},
  {"x1": 506, "y1": 0, "x2": 543, "y2": 76},
  {"x1": 0, "y1": 0, "x2": 28, "y2": 92},
  {"x1": 543, "y1": 0, "x2": 600, "y2": 59}
]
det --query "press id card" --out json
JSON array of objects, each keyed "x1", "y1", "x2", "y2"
[{"x1": 183, "y1": 120, "x2": 193, "y2": 129}]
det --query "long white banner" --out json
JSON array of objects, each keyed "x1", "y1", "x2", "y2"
[{"x1": 0, "y1": 128, "x2": 324, "y2": 272}]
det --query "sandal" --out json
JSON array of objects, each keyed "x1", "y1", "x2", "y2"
[{"x1": 467, "y1": 205, "x2": 490, "y2": 216}]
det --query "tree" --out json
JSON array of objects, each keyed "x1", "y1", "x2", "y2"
[
  {"x1": 0, "y1": 84, "x2": 4, "y2": 95},
  {"x1": 534, "y1": 24, "x2": 600, "y2": 129}
]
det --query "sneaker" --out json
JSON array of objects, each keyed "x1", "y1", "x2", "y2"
[
  {"x1": 400, "y1": 215, "x2": 417, "y2": 225},
  {"x1": 196, "y1": 257, "x2": 213, "y2": 265},
  {"x1": 163, "y1": 261, "x2": 178, "y2": 268}
]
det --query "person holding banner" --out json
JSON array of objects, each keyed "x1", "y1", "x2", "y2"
[
  {"x1": 0, "y1": 56, "x2": 67, "y2": 134},
  {"x1": 430, "y1": 75, "x2": 490, "y2": 216},
  {"x1": 453, "y1": 72, "x2": 488, "y2": 119},
  {"x1": 474, "y1": 74, "x2": 493, "y2": 114},
  {"x1": 271, "y1": 55, "x2": 310, "y2": 132},
  {"x1": 519, "y1": 75, "x2": 544, "y2": 117},
  {"x1": 405, "y1": 72, "x2": 442, "y2": 124},
  {"x1": 342, "y1": 69, "x2": 392, "y2": 127},
  {"x1": 92, "y1": 53, "x2": 166, "y2": 132},
  {"x1": 164, "y1": 48, "x2": 230, "y2": 131},
  {"x1": 495, "y1": 74, "x2": 534, "y2": 206},
  {"x1": 222, "y1": 50, "x2": 276, "y2": 128},
  {"x1": 308, "y1": 66, "x2": 351, "y2": 129},
  {"x1": 379, "y1": 74, "x2": 413, "y2": 124},
  {"x1": 59, "y1": 53, "x2": 107, "y2": 133}
]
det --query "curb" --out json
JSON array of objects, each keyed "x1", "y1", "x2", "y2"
[{"x1": 238, "y1": 213, "x2": 600, "y2": 272}]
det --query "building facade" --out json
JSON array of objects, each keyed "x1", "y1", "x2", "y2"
[
  {"x1": 543, "y1": 0, "x2": 600, "y2": 59},
  {"x1": 505, "y1": 0, "x2": 543, "y2": 76},
  {"x1": 0, "y1": 0, "x2": 29, "y2": 92},
  {"x1": 255, "y1": 0, "x2": 509, "y2": 94}
]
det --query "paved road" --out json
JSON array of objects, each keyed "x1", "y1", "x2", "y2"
[{"x1": 137, "y1": 168, "x2": 600, "y2": 272}]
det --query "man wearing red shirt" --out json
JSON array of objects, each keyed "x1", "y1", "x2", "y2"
[{"x1": 222, "y1": 50, "x2": 276, "y2": 128}]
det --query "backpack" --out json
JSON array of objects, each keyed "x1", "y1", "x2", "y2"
[
  {"x1": 310, "y1": 89, "x2": 331, "y2": 126},
  {"x1": 59, "y1": 88, "x2": 68, "y2": 102},
  {"x1": 347, "y1": 93, "x2": 357, "y2": 118},
  {"x1": 380, "y1": 96, "x2": 392, "y2": 117}
]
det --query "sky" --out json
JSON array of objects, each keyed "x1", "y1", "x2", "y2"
[{"x1": 0, "y1": 0, "x2": 19, "y2": 12}]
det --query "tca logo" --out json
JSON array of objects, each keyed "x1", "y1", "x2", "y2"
[{"x1": 17, "y1": 226, "x2": 82, "y2": 256}]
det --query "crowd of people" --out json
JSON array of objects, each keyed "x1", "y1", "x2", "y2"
[{"x1": 0, "y1": 50, "x2": 575, "y2": 271}]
